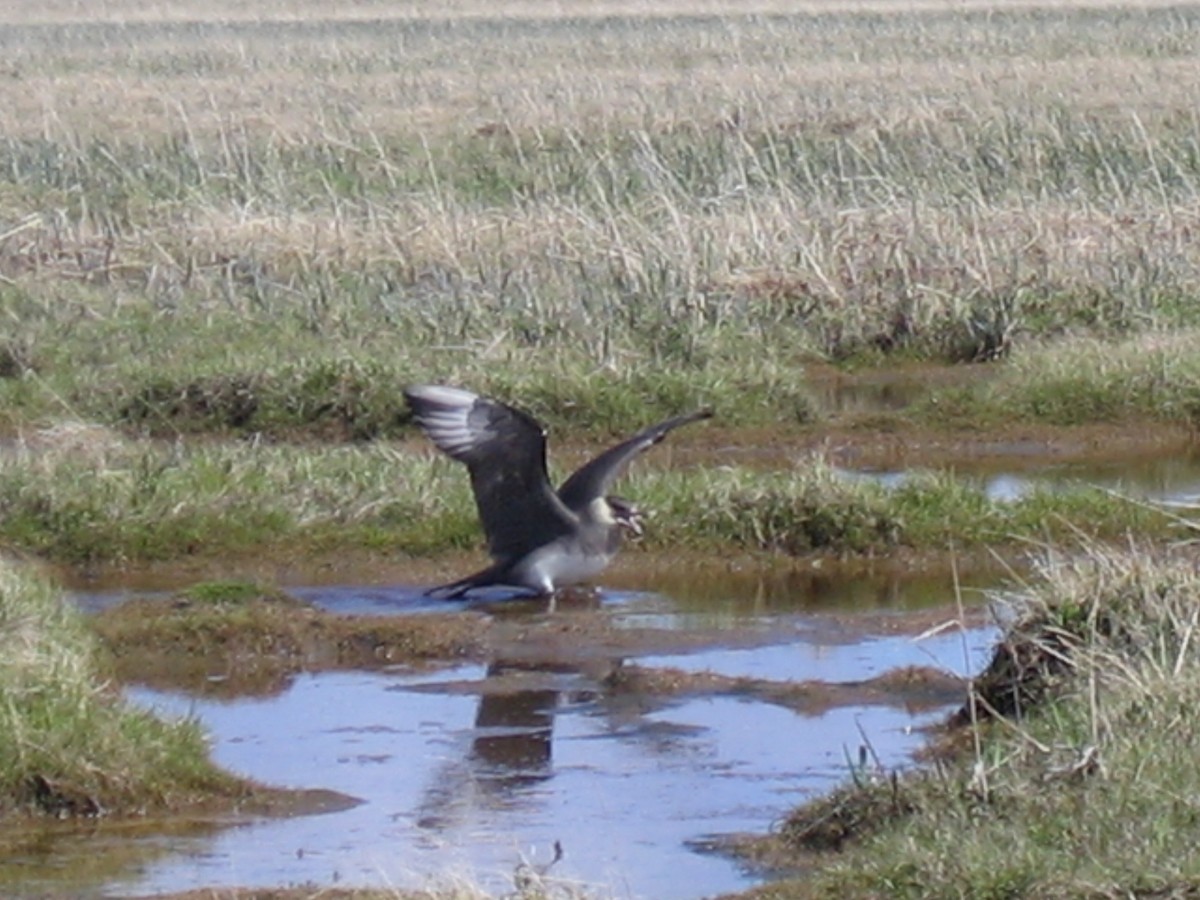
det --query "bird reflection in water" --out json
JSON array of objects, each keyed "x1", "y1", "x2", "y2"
[
  {"x1": 469, "y1": 663, "x2": 559, "y2": 792},
  {"x1": 413, "y1": 655, "x2": 607, "y2": 833}
]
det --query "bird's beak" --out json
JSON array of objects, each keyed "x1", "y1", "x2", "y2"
[{"x1": 618, "y1": 510, "x2": 645, "y2": 538}]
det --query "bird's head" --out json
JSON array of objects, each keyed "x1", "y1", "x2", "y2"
[{"x1": 606, "y1": 495, "x2": 645, "y2": 538}]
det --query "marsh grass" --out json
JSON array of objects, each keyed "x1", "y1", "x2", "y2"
[
  {"x1": 759, "y1": 544, "x2": 1200, "y2": 897},
  {"x1": 915, "y1": 329, "x2": 1200, "y2": 430},
  {"x1": 0, "y1": 434, "x2": 1174, "y2": 564},
  {"x1": 642, "y1": 464, "x2": 1172, "y2": 553},
  {"x1": 0, "y1": 561, "x2": 237, "y2": 818},
  {"x1": 0, "y1": 437, "x2": 1172, "y2": 564},
  {"x1": 0, "y1": 434, "x2": 478, "y2": 562},
  {"x1": 3, "y1": 4, "x2": 1200, "y2": 436},
  {"x1": 100, "y1": 350, "x2": 811, "y2": 438}
]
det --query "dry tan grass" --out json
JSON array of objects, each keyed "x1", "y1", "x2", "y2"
[
  {"x1": 3, "y1": 0, "x2": 1199, "y2": 142},
  {"x1": 1, "y1": 0, "x2": 1198, "y2": 402},
  {"x1": 7, "y1": 0, "x2": 1199, "y2": 26}
]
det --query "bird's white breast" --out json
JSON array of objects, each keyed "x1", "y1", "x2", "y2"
[{"x1": 511, "y1": 538, "x2": 613, "y2": 593}]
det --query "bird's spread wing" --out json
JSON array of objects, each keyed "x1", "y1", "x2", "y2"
[
  {"x1": 556, "y1": 409, "x2": 713, "y2": 511},
  {"x1": 404, "y1": 385, "x2": 577, "y2": 560}
]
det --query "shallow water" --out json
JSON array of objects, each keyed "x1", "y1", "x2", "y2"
[
  {"x1": 843, "y1": 446, "x2": 1200, "y2": 505},
  {"x1": 103, "y1": 667, "x2": 946, "y2": 899},
  {"x1": 7, "y1": 574, "x2": 993, "y2": 900},
  {"x1": 41, "y1": 436, "x2": 1200, "y2": 899},
  {"x1": 986, "y1": 451, "x2": 1200, "y2": 504}
]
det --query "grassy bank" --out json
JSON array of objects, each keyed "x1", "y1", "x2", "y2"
[
  {"x1": 743, "y1": 544, "x2": 1200, "y2": 897},
  {"x1": 918, "y1": 330, "x2": 1200, "y2": 429},
  {"x1": 10, "y1": 326, "x2": 1200, "y2": 439},
  {"x1": 0, "y1": 433, "x2": 1173, "y2": 565},
  {"x1": 0, "y1": 560, "x2": 239, "y2": 818}
]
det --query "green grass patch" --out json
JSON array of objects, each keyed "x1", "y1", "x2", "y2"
[
  {"x1": 640, "y1": 464, "x2": 1171, "y2": 555},
  {"x1": 11, "y1": 299, "x2": 1200, "y2": 441},
  {"x1": 0, "y1": 561, "x2": 239, "y2": 818},
  {"x1": 179, "y1": 580, "x2": 275, "y2": 605},
  {"x1": 0, "y1": 288, "x2": 813, "y2": 436},
  {"x1": 918, "y1": 330, "x2": 1200, "y2": 429},
  {"x1": 0, "y1": 438, "x2": 1174, "y2": 566},
  {"x1": 0, "y1": 436, "x2": 479, "y2": 564}
]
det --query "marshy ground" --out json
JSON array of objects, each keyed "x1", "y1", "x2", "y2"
[{"x1": 4, "y1": 0, "x2": 1200, "y2": 896}]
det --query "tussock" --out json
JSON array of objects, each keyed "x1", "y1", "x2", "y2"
[
  {"x1": 765, "y1": 543, "x2": 1200, "y2": 897},
  {"x1": 0, "y1": 561, "x2": 238, "y2": 818}
]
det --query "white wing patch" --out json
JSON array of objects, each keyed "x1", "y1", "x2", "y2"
[
  {"x1": 406, "y1": 385, "x2": 490, "y2": 459},
  {"x1": 408, "y1": 384, "x2": 477, "y2": 407}
]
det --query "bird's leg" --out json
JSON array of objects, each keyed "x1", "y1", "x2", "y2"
[
  {"x1": 548, "y1": 585, "x2": 602, "y2": 613},
  {"x1": 524, "y1": 574, "x2": 557, "y2": 611}
]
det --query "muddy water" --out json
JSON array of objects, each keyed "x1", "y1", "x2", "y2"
[{"x1": 5, "y1": 573, "x2": 996, "y2": 900}]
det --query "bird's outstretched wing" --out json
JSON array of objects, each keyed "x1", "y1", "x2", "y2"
[
  {"x1": 556, "y1": 409, "x2": 713, "y2": 512},
  {"x1": 404, "y1": 385, "x2": 577, "y2": 560}
]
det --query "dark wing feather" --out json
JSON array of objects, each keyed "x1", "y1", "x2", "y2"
[
  {"x1": 404, "y1": 385, "x2": 577, "y2": 560},
  {"x1": 556, "y1": 409, "x2": 713, "y2": 512}
]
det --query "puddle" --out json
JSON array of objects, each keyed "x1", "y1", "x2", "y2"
[
  {"x1": 805, "y1": 372, "x2": 937, "y2": 416},
  {"x1": 89, "y1": 666, "x2": 949, "y2": 900},
  {"x1": 607, "y1": 565, "x2": 995, "y2": 624},
  {"x1": 73, "y1": 561, "x2": 989, "y2": 621},
  {"x1": 840, "y1": 446, "x2": 1200, "y2": 505},
  {"x1": 639, "y1": 624, "x2": 996, "y2": 684},
  {"x1": 979, "y1": 452, "x2": 1200, "y2": 505},
  {"x1": 6, "y1": 574, "x2": 997, "y2": 900}
]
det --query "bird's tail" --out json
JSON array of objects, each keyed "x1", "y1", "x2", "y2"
[{"x1": 426, "y1": 561, "x2": 512, "y2": 600}]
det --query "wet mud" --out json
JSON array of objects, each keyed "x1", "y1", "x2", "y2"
[
  {"x1": 87, "y1": 566, "x2": 992, "y2": 697},
  {"x1": 604, "y1": 661, "x2": 965, "y2": 718},
  {"x1": 93, "y1": 587, "x2": 487, "y2": 696}
]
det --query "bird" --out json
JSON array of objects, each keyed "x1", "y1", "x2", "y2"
[{"x1": 404, "y1": 384, "x2": 711, "y2": 599}]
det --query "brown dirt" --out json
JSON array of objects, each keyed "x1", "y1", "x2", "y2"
[
  {"x1": 93, "y1": 589, "x2": 488, "y2": 696},
  {"x1": 606, "y1": 662, "x2": 965, "y2": 717}
]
